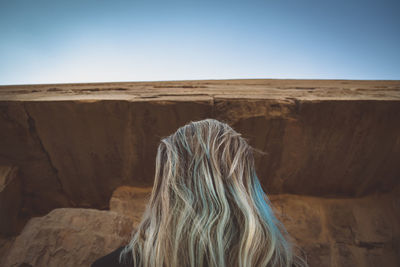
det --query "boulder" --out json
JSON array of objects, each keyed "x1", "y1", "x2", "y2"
[
  {"x1": 2, "y1": 208, "x2": 133, "y2": 267},
  {"x1": 2, "y1": 185, "x2": 399, "y2": 267},
  {"x1": 109, "y1": 186, "x2": 152, "y2": 229},
  {"x1": 270, "y1": 191, "x2": 400, "y2": 267}
]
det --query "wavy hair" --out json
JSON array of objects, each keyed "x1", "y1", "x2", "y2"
[{"x1": 120, "y1": 119, "x2": 305, "y2": 267}]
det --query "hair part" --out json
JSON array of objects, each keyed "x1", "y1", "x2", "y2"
[{"x1": 120, "y1": 118, "x2": 306, "y2": 267}]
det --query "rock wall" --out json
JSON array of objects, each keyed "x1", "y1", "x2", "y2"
[
  {"x1": 0, "y1": 79, "x2": 399, "y2": 266},
  {"x1": 0, "y1": 166, "x2": 21, "y2": 236},
  {"x1": 2, "y1": 186, "x2": 399, "y2": 267},
  {"x1": 2, "y1": 208, "x2": 132, "y2": 267}
]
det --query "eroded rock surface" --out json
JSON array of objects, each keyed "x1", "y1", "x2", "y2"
[
  {"x1": 109, "y1": 186, "x2": 152, "y2": 229},
  {"x1": 0, "y1": 80, "x2": 399, "y2": 266},
  {"x1": 108, "y1": 186, "x2": 400, "y2": 267},
  {"x1": 0, "y1": 165, "x2": 22, "y2": 236},
  {"x1": 270, "y1": 191, "x2": 400, "y2": 267},
  {"x1": 110, "y1": 186, "x2": 400, "y2": 267},
  {"x1": 2, "y1": 208, "x2": 133, "y2": 267},
  {"x1": 0, "y1": 80, "x2": 399, "y2": 221},
  {"x1": 2, "y1": 185, "x2": 399, "y2": 267}
]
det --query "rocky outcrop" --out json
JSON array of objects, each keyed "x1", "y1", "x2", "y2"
[
  {"x1": 0, "y1": 80, "x2": 399, "y2": 220},
  {"x1": 110, "y1": 186, "x2": 400, "y2": 267},
  {"x1": 2, "y1": 208, "x2": 133, "y2": 267},
  {"x1": 0, "y1": 79, "x2": 399, "y2": 266},
  {"x1": 270, "y1": 190, "x2": 400, "y2": 267},
  {"x1": 108, "y1": 186, "x2": 400, "y2": 267},
  {"x1": 2, "y1": 185, "x2": 399, "y2": 267},
  {"x1": 109, "y1": 186, "x2": 152, "y2": 229},
  {"x1": 0, "y1": 166, "x2": 22, "y2": 236},
  {"x1": 0, "y1": 102, "x2": 70, "y2": 219}
]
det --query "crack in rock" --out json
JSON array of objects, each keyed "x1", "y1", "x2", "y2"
[{"x1": 22, "y1": 103, "x2": 72, "y2": 205}]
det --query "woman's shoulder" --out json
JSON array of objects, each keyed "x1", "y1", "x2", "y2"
[{"x1": 91, "y1": 245, "x2": 133, "y2": 267}]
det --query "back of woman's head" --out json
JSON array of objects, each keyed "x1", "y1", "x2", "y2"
[{"x1": 121, "y1": 119, "x2": 305, "y2": 267}]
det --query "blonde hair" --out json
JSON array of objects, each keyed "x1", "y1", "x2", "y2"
[{"x1": 120, "y1": 119, "x2": 305, "y2": 267}]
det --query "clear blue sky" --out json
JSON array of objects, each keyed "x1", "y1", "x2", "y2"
[{"x1": 0, "y1": 0, "x2": 399, "y2": 85}]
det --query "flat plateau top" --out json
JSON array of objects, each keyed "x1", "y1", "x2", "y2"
[{"x1": 0, "y1": 79, "x2": 399, "y2": 101}]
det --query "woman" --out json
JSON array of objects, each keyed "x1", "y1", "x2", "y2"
[{"x1": 92, "y1": 119, "x2": 306, "y2": 267}]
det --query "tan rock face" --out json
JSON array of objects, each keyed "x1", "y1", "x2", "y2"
[
  {"x1": 0, "y1": 166, "x2": 22, "y2": 236},
  {"x1": 109, "y1": 186, "x2": 400, "y2": 267},
  {"x1": 0, "y1": 236, "x2": 15, "y2": 266},
  {"x1": 2, "y1": 208, "x2": 133, "y2": 267},
  {"x1": 0, "y1": 80, "x2": 399, "y2": 266},
  {"x1": 109, "y1": 186, "x2": 152, "y2": 229},
  {"x1": 2, "y1": 186, "x2": 399, "y2": 267},
  {"x1": 0, "y1": 102, "x2": 70, "y2": 218},
  {"x1": 270, "y1": 192, "x2": 400, "y2": 267},
  {"x1": 0, "y1": 80, "x2": 399, "y2": 219}
]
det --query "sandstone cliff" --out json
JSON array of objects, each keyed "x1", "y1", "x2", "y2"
[{"x1": 0, "y1": 79, "x2": 399, "y2": 266}]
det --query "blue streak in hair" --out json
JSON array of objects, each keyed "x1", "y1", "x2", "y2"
[
  {"x1": 252, "y1": 172, "x2": 281, "y2": 235},
  {"x1": 195, "y1": 128, "x2": 211, "y2": 160}
]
